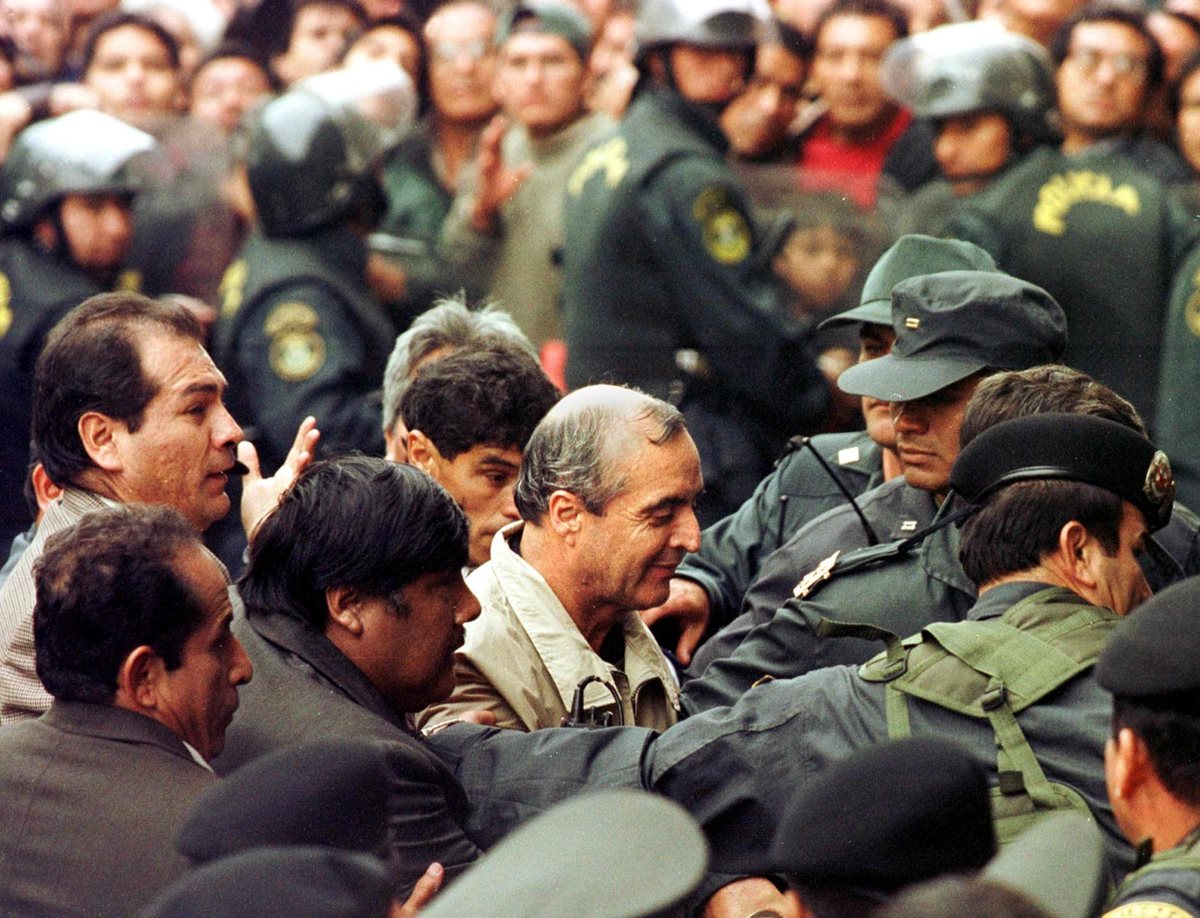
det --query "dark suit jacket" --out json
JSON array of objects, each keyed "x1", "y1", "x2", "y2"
[
  {"x1": 215, "y1": 605, "x2": 484, "y2": 896},
  {"x1": 0, "y1": 701, "x2": 218, "y2": 917}
]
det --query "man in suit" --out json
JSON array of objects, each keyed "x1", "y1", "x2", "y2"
[
  {"x1": 0, "y1": 503, "x2": 253, "y2": 918},
  {"x1": 214, "y1": 455, "x2": 488, "y2": 898}
]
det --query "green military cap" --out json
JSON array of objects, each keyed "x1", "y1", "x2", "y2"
[
  {"x1": 837, "y1": 270, "x2": 1066, "y2": 401},
  {"x1": 767, "y1": 738, "x2": 996, "y2": 894},
  {"x1": 421, "y1": 790, "x2": 708, "y2": 917},
  {"x1": 496, "y1": 2, "x2": 594, "y2": 62},
  {"x1": 1096, "y1": 576, "x2": 1200, "y2": 697},
  {"x1": 139, "y1": 847, "x2": 394, "y2": 918},
  {"x1": 818, "y1": 234, "x2": 1000, "y2": 330},
  {"x1": 982, "y1": 814, "x2": 1107, "y2": 918},
  {"x1": 950, "y1": 413, "x2": 1174, "y2": 531}
]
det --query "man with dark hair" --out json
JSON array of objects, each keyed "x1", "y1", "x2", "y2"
[
  {"x1": 272, "y1": 0, "x2": 366, "y2": 85},
  {"x1": 215, "y1": 455, "x2": 486, "y2": 897},
  {"x1": 0, "y1": 503, "x2": 252, "y2": 917},
  {"x1": 400, "y1": 346, "x2": 559, "y2": 567},
  {"x1": 381, "y1": 295, "x2": 538, "y2": 462},
  {"x1": 0, "y1": 292, "x2": 247, "y2": 723},
  {"x1": 419, "y1": 385, "x2": 698, "y2": 733},
  {"x1": 1095, "y1": 577, "x2": 1200, "y2": 917},
  {"x1": 187, "y1": 41, "x2": 278, "y2": 135},
  {"x1": 81, "y1": 11, "x2": 185, "y2": 131}
]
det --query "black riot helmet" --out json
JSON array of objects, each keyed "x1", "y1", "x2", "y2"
[
  {"x1": 882, "y1": 21, "x2": 1059, "y2": 144},
  {"x1": 0, "y1": 109, "x2": 155, "y2": 234},
  {"x1": 242, "y1": 62, "x2": 416, "y2": 238}
]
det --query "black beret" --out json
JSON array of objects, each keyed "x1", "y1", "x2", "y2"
[
  {"x1": 178, "y1": 739, "x2": 390, "y2": 863},
  {"x1": 769, "y1": 737, "x2": 996, "y2": 893},
  {"x1": 950, "y1": 413, "x2": 1173, "y2": 531},
  {"x1": 1096, "y1": 575, "x2": 1200, "y2": 697},
  {"x1": 138, "y1": 847, "x2": 394, "y2": 918}
]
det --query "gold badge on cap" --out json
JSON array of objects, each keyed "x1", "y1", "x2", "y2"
[
  {"x1": 1144, "y1": 450, "x2": 1175, "y2": 521},
  {"x1": 904, "y1": 317, "x2": 920, "y2": 329},
  {"x1": 794, "y1": 551, "x2": 840, "y2": 599},
  {"x1": 1103, "y1": 903, "x2": 1194, "y2": 918}
]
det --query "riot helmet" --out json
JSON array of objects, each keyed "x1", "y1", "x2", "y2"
[
  {"x1": 882, "y1": 21, "x2": 1059, "y2": 143},
  {"x1": 635, "y1": 0, "x2": 767, "y2": 58},
  {"x1": 242, "y1": 61, "x2": 416, "y2": 238},
  {"x1": 0, "y1": 109, "x2": 155, "y2": 233}
]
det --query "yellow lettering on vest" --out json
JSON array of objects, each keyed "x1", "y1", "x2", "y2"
[
  {"x1": 1033, "y1": 170, "x2": 1143, "y2": 236},
  {"x1": 567, "y1": 137, "x2": 629, "y2": 197},
  {"x1": 0, "y1": 273, "x2": 10, "y2": 340}
]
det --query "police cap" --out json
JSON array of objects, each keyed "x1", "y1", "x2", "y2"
[
  {"x1": 178, "y1": 739, "x2": 390, "y2": 863},
  {"x1": 1096, "y1": 576, "x2": 1200, "y2": 698},
  {"x1": 819, "y1": 235, "x2": 1000, "y2": 330},
  {"x1": 950, "y1": 413, "x2": 1174, "y2": 531},
  {"x1": 768, "y1": 737, "x2": 996, "y2": 893},
  {"x1": 497, "y1": 2, "x2": 593, "y2": 62},
  {"x1": 837, "y1": 270, "x2": 1067, "y2": 401},
  {"x1": 138, "y1": 847, "x2": 394, "y2": 918},
  {"x1": 421, "y1": 790, "x2": 707, "y2": 918}
]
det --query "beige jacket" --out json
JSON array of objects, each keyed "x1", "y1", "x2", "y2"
[{"x1": 419, "y1": 523, "x2": 679, "y2": 733}]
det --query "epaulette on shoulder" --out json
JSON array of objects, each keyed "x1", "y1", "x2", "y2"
[{"x1": 791, "y1": 538, "x2": 913, "y2": 601}]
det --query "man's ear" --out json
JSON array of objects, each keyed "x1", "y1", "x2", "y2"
[
  {"x1": 1108, "y1": 727, "x2": 1152, "y2": 802},
  {"x1": 406, "y1": 429, "x2": 440, "y2": 475},
  {"x1": 545, "y1": 489, "x2": 584, "y2": 542},
  {"x1": 1058, "y1": 519, "x2": 1099, "y2": 591},
  {"x1": 325, "y1": 585, "x2": 367, "y2": 637},
  {"x1": 77, "y1": 411, "x2": 124, "y2": 473},
  {"x1": 116, "y1": 645, "x2": 164, "y2": 712}
]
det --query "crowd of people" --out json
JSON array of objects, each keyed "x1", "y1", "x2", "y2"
[{"x1": 2, "y1": 0, "x2": 1200, "y2": 916}]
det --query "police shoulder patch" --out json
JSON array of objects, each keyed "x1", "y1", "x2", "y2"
[
  {"x1": 0, "y1": 272, "x2": 11, "y2": 340},
  {"x1": 265, "y1": 301, "x2": 325, "y2": 383},
  {"x1": 693, "y1": 187, "x2": 751, "y2": 266},
  {"x1": 1103, "y1": 902, "x2": 1196, "y2": 918}
]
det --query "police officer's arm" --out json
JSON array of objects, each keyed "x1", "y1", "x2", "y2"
[
  {"x1": 236, "y1": 284, "x2": 385, "y2": 466},
  {"x1": 642, "y1": 166, "x2": 829, "y2": 434}
]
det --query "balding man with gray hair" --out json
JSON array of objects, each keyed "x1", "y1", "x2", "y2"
[{"x1": 419, "y1": 385, "x2": 700, "y2": 734}]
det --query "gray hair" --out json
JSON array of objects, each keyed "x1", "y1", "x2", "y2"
[
  {"x1": 515, "y1": 389, "x2": 685, "y2": 522},
  {"x1": 380, "y1": 293, "x2": 537, "y2": 435}
]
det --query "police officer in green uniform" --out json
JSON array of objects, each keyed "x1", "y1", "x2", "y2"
[
  {"x1": 1156, "y1": 248, "x2": 1200, "y2": 513},
  {"x1": 0, "y1": 110, "x2": 153, "y2": 545},
  {"x1": 214, "y1": 72, "x2": 410, "y2": 476},
  {"x1": 1096, "y1": 576, "x2": 1200, "y2": 918},
  {"x1": 657, "y1": 235, "x2": 999, "y2": 665},
  {"x1": 560, "y1": 0, "x2": 829, "y2": 526}
]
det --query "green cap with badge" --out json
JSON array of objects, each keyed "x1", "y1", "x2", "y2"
[
  {"x1": 837, "y1": 270, "x2": 1067, "y2": 402},
  {"x1": 496, "y1": 2, "x2": 594, "y2": 62},
  {"x1": 819, "y1": 235, "x2": 1000, "y2": 331}
]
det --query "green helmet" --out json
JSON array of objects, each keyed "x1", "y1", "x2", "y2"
[
  {"x1": 243, "y1": 63, "x2": 416, "y2": 238},
  {"x1": 883, "y1": 22, "x2": 1058, "y2": 142},
  {"x1": 635, "y1": 0, "x2": 766, "y2": 58},
  {"x1": 0, "y1": 110, "x2": 155, "y2": 232}
]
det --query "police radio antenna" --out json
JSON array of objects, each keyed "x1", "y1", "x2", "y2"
[{"x1": 788, "y1": 436, "x2": 881, "y2": 546}]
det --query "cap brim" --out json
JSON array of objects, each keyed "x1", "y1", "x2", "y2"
[
  {"x1": 983, "y1": 814, "x2": 1106, "y2": 918},
  {"x1": 837, "y1": 353, "x2": 986, "y2": 401},
  {"x1": 817, "y1": 301, "x2": 893, "y2": 330}
]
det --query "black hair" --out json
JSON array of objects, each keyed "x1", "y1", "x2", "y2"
[
  {"x1": 1112, "y1": 694, "x2": 1200, "y2": 807},
  {"x1": 1050, "y1": 2, "x2": 1165, "y2": 89},
  {"x1": 814, "y1": 0, "x2": 909, "y2": 48},
  {"x1": 959, "y1": 479, "x2": 1124, "y2": 586},
  {"x1": 34, "y1": 504, "x2": 207, "y2": 703},
  {"x1": 82, "y1": 11, "x2": 182, "y2": 75},
  {"x1": 239, "y1": 455, "x2": 469, "y2": 630},
  {"x1": 191, "y1": 39, "x2": 283, "y2": 94},
  {"x1": 32, "y1": 292, "x2": 202, "y2": 489},
  {"x1": 400, "y1": 346, "x2": 558, "y2": 459}
]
